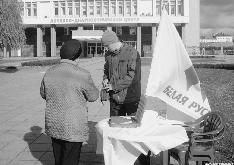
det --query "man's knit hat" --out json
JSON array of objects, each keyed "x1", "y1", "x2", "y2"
[
  {"x1": 60, "y1": 39, "x2": 82, "y2": 60},
  {"x1": 101, "y1": 30, "x2": 119, "y2": 46}
]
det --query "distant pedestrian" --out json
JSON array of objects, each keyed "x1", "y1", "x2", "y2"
[
  {"x1": 202, "y1": 48, "x2": 206, "y2": 56},
  {"x1": 40, "y1": 39, "x2": 99, "y2": 165}
]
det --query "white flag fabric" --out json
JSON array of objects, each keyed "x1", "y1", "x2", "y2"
[{"x1": 145, "y1": 11, "x2": 211, "y2": 120}]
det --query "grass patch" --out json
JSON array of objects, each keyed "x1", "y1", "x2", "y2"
[
  {"x1": 21, "y1": 59, "x2": 61, "y2": 66},
  {"x1": 141, "y1": 57, "x2": 234, "y2": 70},
  {"x1": 196, "y1": 68, "x2": 234, "y2": 162}
]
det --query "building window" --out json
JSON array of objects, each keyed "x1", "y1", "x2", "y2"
[
  {"x1": 74, "y1": 0, "x2": 80, "y2": 16},
  {"x1": 60, "y1": 1, "x2": 66, "y2": 16},
  {"x1": 103, "y1": 0, "x2": 109, "y2": 16},
  {"x1": 25, "y1": 2, "x2": 37, "y2": 17},
  {"x1": 170, "y1": 0, "x2": 176, "y2": 16},
  {"x1": 156, "y1": 0, "x2": 161, "y2": 15},
  {"x1": 89, "y1": 0, "x2": 94, "y2": 16},
  {"x1": 81, "y1": 0, "x2": 87, "y2": 16},
  {"x1": 110, "y1": 0, "x2": 116, "y2": 16},
  {"x1": 132, "y1": 0, "x2": 137, "y2": 16},
  {"x1": 67, "y1": 1, "x2": 73, "y2": 16},
  {"x1": 177, "y1": 0, "x2": 183, "y2": 16},
  {"x1": 54, "y1": 2, "x2": 59, "y2": 16},
  {"x1": 162, "y1": 0, "x2": 169, "y2": 14},
  {"x1": 118, "y1": 0, "x2": 123, "y2": 16},
  {"x1": 32, "y1": 2, "x2": 37, "y2": 16},
  {"x1": 25, "y1": 2, "x2": 31, "y2": 16},
  {"x1": 96, "y1": 0, "x2": 101, "y2": 16},
  {"x1": 125, "y1": 0, "x2": 131, "y2": 16}
]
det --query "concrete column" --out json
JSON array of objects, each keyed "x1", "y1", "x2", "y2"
[
  {"x1": 152, "y1": 23, "x2": 157, "y2": 53},
  {"x1": 181, "y1": 23, "x2": 186, "y2": 45},
  {"x1": 152, "y1": 0, "x2": 156, "y2": 16},
  {"x1": 3, "y1": 46, "x2": 7, "y2": 58},
  {"x1": 87, "y1": 0, "x2": 89, "y2": 16},
  {"x1": 220, "y1": 46, "x2": 224, "y2": 55},
  {"x1": 17, "y1": 49, "x2": 21, "y2": 57},
  {"x1": 137, "y1": 24, "x2": 141, "y2": 56},
  {"x1": 108, "y1": 0, "x2": 111, "y2": 17},
  {"x1": 51, "y1": 25, "x2": 57, "y2": 57},
  {"x1": 37, "y1": 25, "x2": 43, "y2": 57},
  {"x1": 183, "y1": 0, "x2": 200, "y2": 55}
]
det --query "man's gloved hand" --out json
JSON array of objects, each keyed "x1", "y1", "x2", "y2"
[
  {"x1": 104, "y1": 83, "x2": 113, "y2": 92},
  {"x1": 102, "y1": 79, "x2": 109, "y2": 87}
]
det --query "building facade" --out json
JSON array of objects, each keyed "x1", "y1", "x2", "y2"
[{"x1": 14, "y1": 0, "x2": 199, "y2": 57}]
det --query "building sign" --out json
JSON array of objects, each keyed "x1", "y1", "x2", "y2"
[
  {"x1": 23, "y1": 16, "x2": 188, "y2": 25},
  {"x1": 50, "y1": 17, "x2": 140, "y2": 24}
]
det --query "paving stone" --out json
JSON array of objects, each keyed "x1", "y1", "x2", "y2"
[
  {"x1": 81, "y1": 144, "x2": 96, "y2": 153},
  {"x1": 0, "y1": 159, "x2": 12, "y2": 165},
  {"x1": 39, "y1": 151, "x2": 54, "y2": 161},
  {"x1": 34, "y1": 160, "x2": 54, "y2": 165},
  {"x1": 87, "y1": 137, "x2": 97, "y2": 145},
  {"x1": 0, "y1": 150, "x2": 19, "y2": 162},
  {"x1": 33, "y1": 134, "x2": 51, "y2": 144},
  {"x1": 10, "y1": 160, "x2": 41, "y2": 165},
  {"x1": 80, "y1": 153, "x2": 104, "y2": 163},
  {"x1": 24, "y1": 143, "x2": 51, "y2": 152},
  {"x1": 79, "y1": 160, "x2": 105, "y2": 165},
  {"x1": 1, "y1": 140, "x2": 28, "y2": 153},
  {"x1": 14, "y1": 151, "x2": 44, "y2": 161}
]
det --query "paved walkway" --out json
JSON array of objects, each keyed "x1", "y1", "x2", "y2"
[
  {"x1": 0, "y1": 58, "x2": 108, "y2": 165},
  {"x1": 0, "y1": 55, "x2": 234, "y2": 165}
]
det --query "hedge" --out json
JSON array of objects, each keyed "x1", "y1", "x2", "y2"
[{"x1": 21, "y1": 59, "x2": 61, "y2": 66}]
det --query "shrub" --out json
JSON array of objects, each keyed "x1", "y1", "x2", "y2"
[
  {"x1": 21, "y1": 59, "x2": 61, "y2": 66},
  {"x1": 194, "y1": 63, "x2": 234, "y2": 70}
]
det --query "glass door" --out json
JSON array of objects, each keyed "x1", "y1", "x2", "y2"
[{"x1": 87, "y1": 42, "x2": 104, "y2": 57}]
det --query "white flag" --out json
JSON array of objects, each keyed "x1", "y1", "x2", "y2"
[{"x1": 145, "y1": 11, "x2": 211, "y2": 120}]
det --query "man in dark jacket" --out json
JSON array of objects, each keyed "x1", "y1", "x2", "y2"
[
  {"x1": 101, "y1": 30, "x2": 150, "y2": 165},
  {"x1": 101, "y1": 30, "x2": 141, "y2": 116}
]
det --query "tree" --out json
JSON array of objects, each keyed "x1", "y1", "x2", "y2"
[{"x1": 0, "y1": 0, "x2": 26, "y2": 56}]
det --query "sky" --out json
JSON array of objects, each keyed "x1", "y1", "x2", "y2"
[{"x1": 200, "y1": 0, "x2": 234, "y2": 36}]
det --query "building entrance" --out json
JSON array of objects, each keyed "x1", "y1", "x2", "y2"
[{"x1": 87, "y1": 42, "x2": 104, "y2": 57}]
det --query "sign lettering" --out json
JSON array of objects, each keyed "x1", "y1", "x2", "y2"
[
  {"x1": 163, "y1": 85, "x2": 189, "y2": 106},
  {"x1": 163, "y1": 85, "x2": 209, "y2": 116},
  {"x1": 50, "y1": 17, "x2": 140, "y2": 24}
]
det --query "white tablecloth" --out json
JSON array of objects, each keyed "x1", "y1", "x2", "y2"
[{"x1": 95, "y1": 110, "x2": 189, "y2": 165}]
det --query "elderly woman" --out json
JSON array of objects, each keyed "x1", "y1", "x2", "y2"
[{"x1": 40, "y1": 39, "x2": 99, "y2": 165}]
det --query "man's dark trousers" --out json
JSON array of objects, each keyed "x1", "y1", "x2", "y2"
[{"x1": 51, "y1": 138, "x2": 82, "y2": 165}]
